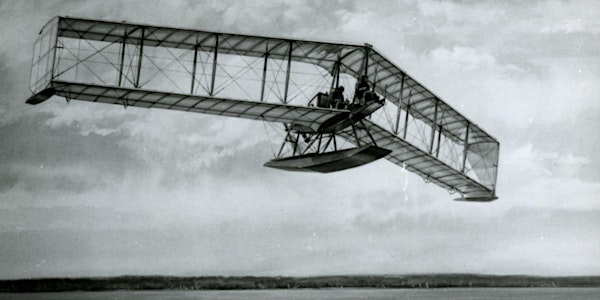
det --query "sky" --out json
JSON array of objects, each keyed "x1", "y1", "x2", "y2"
[{"x1": 0, "y1": 0, "x2": 599, "y2": 279}]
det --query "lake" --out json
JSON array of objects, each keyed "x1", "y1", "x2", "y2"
[{"x1": 2, "y1": 288, "x2": 600, "y2": 299}]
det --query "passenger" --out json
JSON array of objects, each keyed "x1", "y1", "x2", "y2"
[
  {"x1": 364, "y1": 90, "x2": 373, "y2": 103},
  {"x1": 355, "y1": 75, "x2": 369, "y2": 105},
  {"x1": 364, "y1": 90, "x2": 379, "y2": 103},
  {"x1": 331, "y1": 86, "x2": 345, "y2": 109}
]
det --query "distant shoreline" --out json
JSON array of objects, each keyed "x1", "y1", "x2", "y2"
[{"x1": 1, "y1": 274, "x2": 599, "y2": 292}]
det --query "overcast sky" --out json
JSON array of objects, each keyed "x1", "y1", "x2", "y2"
[{"x1": 1, "y1": 0, "x2": 599, "y2": 280}]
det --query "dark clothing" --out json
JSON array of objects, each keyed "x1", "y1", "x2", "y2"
[
  {"x1": 356, "y1": 82, "x2": 369, "y2": 100},
  {"x1": 355, "y1": 77, "x2": 369, "y2": 105},
  {"x1": 331, "y1": 88, "x2": 344, "y2": 109}
]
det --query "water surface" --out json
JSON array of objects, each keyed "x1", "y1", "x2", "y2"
[{"x1": 2, "y1": 288, "x2": 600, "y2": 299}]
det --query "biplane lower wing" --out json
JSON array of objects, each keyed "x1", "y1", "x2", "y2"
[
  {"x1": 338, "y1": 120, "x2": 496, "y2": 201},
  {"x1": 28, "y1": 81, "x2": 350, "y2": 133}
]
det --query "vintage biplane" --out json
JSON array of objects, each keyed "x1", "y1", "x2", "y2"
[{"x1": 26, "y1": 17, "x2": 499, "y2": 201}]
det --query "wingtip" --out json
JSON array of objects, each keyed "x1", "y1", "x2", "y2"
[{"x1": 25, "y1": 88, "x2": 56, "y2": 105}]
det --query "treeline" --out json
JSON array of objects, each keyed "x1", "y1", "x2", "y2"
[{"x1": 1, "y1": 274, "x2": 600, "y2": 292}]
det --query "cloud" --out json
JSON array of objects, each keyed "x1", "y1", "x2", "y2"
[
  {"x1": 0, "y1": 205, "x2": 156, "y2": 232},
  {"x1": 500, "y1": 143, "x2": 600, "y2": 208},
  {"x1": 348, "y1": 204, "x2": 600, "y2": 275},
  {"x1": 0, "y1": 112, "x2": 148, "y2": 205},
  {"x1": 3, "y1": 205, "x2": 597, "y2": 279},
  {"x1": 417, "y1": 0, "x2": 504, "y2": 25},
  {"x1": 540, "y1": 18, "x2": 592, "y2": 34},
  {"x1": 430, "y1": 46, "x2": 504, "y2": 71}
]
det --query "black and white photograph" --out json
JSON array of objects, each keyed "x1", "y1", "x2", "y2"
[{"x1": 0, "y1": 0, "x2": 599, "y2": 299}]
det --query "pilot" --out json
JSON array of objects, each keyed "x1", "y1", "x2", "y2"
[
  {"x1": 355, "y1": 75, "x2": 369, "y2": 105},
  {"x1": 364, "y1": 90, "x2": 378, "y2": 103},
  {"x1": 331, "y1": 86, "x2": 345, "y2": 109}
]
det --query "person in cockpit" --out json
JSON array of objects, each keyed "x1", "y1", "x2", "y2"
[
  {"x1": 355, "y1": 75, "x2": 369, "y2": 105},
  {"x1": 331, "y1": 86, "x2": 345, "y2": 109}
]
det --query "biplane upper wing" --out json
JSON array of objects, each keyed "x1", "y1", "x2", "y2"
[
  {"x1": 26, "y1": 17, "x2": 355, "y2": 132},
  {"x1": 356, "y1": 50, "x2": 499, "y2": 200}
]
